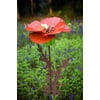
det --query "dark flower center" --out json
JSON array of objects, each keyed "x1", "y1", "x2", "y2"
[{"x1": 46, "y1": 26, "x2": 55, "y2": 33}]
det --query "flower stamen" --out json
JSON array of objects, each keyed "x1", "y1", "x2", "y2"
[
  {"x1": 41, "y1": 24, "x2": 49, "y2": 30},
  {"x1": 41, "y1": 24, "x2": 55, "y2": 34},
  {"x1": 46, "y1": 26, "x2": 55, "y2": 33}
]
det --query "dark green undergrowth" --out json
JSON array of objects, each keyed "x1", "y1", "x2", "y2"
[{"x1": 17, "y1": 19, "x2": 83, "y2": 100}]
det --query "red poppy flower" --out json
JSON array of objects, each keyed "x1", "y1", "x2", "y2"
[{"x1": 25, "y1": 17, "x2": 70, "y2": 44}]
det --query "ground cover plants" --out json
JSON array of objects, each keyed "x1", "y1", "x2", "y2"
[{"x1": 17, "y1": 17, "x2": 83, "y2": 100}]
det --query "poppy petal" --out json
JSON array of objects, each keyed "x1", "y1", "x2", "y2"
[
  {"x1": 64, "y1": 25, "x2": 70, "y2": 32},
  {"x1": 41, "y1": 17, "x2": 70, "y2": 35},
  {"x1": 25, "y1": 21, "x2": 43, "y2": 32},
  {"x1": 40, "y1": 17, "x2": 62, "y2": 27},
  {"x1": 54, "y1": 18, "x2": 70, "y2": 32},
  {"x1": 29, "y1": 32, "x2": 55, "y2": 44},
  {"x1": 54, "y1": 20, "x2": 70, "y2": 33},
  {"x1": 47, "y1": 23, "x2": 70, "y2": 35}
]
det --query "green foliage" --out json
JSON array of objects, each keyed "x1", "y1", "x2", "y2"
[{"x1": 17, "y1": 20, "x2": 83, "y2": 100}]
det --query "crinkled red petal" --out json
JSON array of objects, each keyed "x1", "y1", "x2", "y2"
[
  {"x1": 25, "y1": 21, "x2": 43, "y2": 32},
  {"x1": 53, "y1": 20, "x2": 70, "y2": 33},
  {"x1": 29, "y1": 32, "x2": 55, "y2": 44},
  {"x1": 41, "y1": 17, "x2": 70, "y2": 35}
]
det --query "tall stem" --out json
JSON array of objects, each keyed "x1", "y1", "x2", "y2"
[
  {"x1": 48, "y1": 46, "x2": 51, "y2": 62},
  {"x1": 37, "y1": 44, "x2": 53, "y2": 95},
  {"x1": 48, "y1": 46, "x2": 52, "y2": 94}
]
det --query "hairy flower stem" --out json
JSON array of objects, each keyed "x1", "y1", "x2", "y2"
[
  {"x1": 48, "y1": 46, "x2": 51, "y2": 62},
  {"x1": 37, "y1": 44, "x2": 69, "y2": 96},
  {"x1": 48, "y1": 46, "x2": 52, "y2": 94}
]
